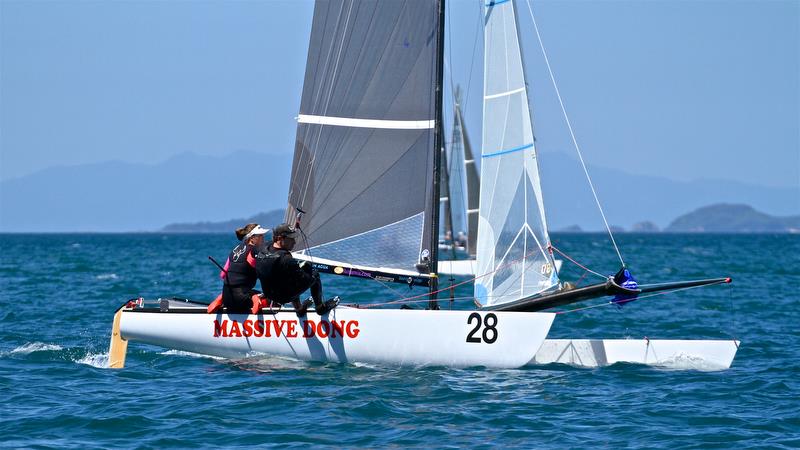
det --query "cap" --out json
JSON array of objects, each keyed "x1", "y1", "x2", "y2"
[
  {"x1": 243, "y1": 225, "x2": 269, "y2": 241},
  {"x1": 273, "y1": 223, "x2": 298, "y2": 239}
]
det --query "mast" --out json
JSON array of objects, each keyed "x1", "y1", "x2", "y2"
[
  {"x1": 428, "y1": 0, "x2": 446, "y2": 310},
  {"x1": 439, "y1": 142, "x2": 455, "y2": 256},
  {"x1": 454, "y1": 89, "x2": 480, "y2": 257}
]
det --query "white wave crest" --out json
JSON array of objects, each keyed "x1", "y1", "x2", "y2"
[
  {"x1": 232, "y1": 353, "x2": 311, "y2": 371},
  {"x1": 96, "y1": 273, "x2": 119, "y2": 280},
  {"x1": 8, "y1": 342, "x2": 63, "y2": 355},
  {"x1": 76, "y1": 353, "x2": 110, "y2": 368},
  {"x1": 160, "y1": 349, "x2": 223, "y2": 360}
]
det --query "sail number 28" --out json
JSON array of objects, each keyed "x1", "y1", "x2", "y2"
[{"x1": 466, "y1": 313, "x2": 498, "y2": 344}]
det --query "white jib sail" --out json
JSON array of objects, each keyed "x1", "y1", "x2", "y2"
[{"x1": 475, "y1": 0, "x2": 559, "y2": 307}]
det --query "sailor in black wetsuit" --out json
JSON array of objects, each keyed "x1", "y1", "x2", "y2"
[
  {"x1": 209, "y1": 223, "x2": 269, "y2": 314},
  {"x1": 255, "y1": 223, "x2": 338, "y2": 316}
]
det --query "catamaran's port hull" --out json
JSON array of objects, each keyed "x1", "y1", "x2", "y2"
[
  {"x1": 531, "y1": 339, "x2": 739, "y2": 369},
  {"x1": 116, "y1": 306, "x2": 555, "y2": 369}
]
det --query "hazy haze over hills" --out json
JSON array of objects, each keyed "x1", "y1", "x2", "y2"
[
  {"x1": 0, "y1": 151, "x2": 291, "y2": 232},
  {"x1": 1, "y1": 151, "x2": 796, "y2": 232}
]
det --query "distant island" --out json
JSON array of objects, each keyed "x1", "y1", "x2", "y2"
[
  {"x1": 664, "y1": 204, "x2": 800, "y2": 233},
  {"x1": 161, "y1": 209, "x2": 285, "y2": 233},
  {"x1": 162, "y1": 203, "x2": 799, "y2": 235},
  {"x1": 631, "y1": 221, "x2": 660, "y2": 232},
  {"x1": 548, "y1": 204, "x2": 798, "y2": 234}
]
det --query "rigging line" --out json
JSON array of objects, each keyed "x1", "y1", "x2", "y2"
[
  {"x1": 524, "y1": 223, "x2": 555, "y2": 271},
  {"x1": 462, "y1": 0, "x2": 483, "y2": 112},
  {"x1": 294, "y1": 2, "x2": 347, "y2": 198},
  {"x1": 499, "y1": 3, "x2": 512, "y2": 153},
  {"x1": 549, "y1": 244, "x2": 606, "y2": 279},
  {"x1": 351, "y1": 295, "x2": 473, "y2": 309},
  {"x1": 301, "y1": 152, "x2": 425, "y2": 237},
  {"x1": 311, "y1": 2, "x2": 414, "y2": 188},
  {"x1": 302, "y1": 1, "x2": 355, "y2": 203},
  {"x1": 523, "y1": 0, "x2": 625, "y2": 267},
  {"x1": 555, "y1": 279, "x2": 731, "y2": 315},
  {"x1": 306, "y1": 9, "x2": 431, "y2": 203},
  {"x1": 574, "y1": 270, "x2": 588, "y2": 287},
  {"x1": 296, "y1": 224, "x2": 412, "y2": 300},
  {"x1": 380, "y1": 244, "x2": 551, "y2": 306},
  {"x1": 301, "y1": 0, "x2": 356, "y2": 207},
  {"x1": 446, "y1": 0, "x2": 456, "y2": 109}
]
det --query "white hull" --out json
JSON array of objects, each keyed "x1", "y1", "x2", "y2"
[
  {"x1": 118, "y1": 306, "x2": 555, "y2": 368},
  {"x1": 531, "y1": 339, "x2": 739, "y2": 369},
  {"x1": 439, "y1": 259, "x2": 562, "y2": 277}
]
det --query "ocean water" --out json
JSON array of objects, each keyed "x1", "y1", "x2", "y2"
[{"x1": 0, "y1": 233, "x2": 798, "y2": 448}]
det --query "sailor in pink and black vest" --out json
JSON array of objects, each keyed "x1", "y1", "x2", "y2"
[{"x1": 207, "y1": 223, "x2": 268, "y2": 314}]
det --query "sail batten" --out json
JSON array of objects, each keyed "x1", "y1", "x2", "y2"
[
  {"x1": 475, "y1": 0, "x2": 558, "y2": 307},
  {"x1": 297, "y1": 114, "x2": 435, "y2": 129},
  {"x1": 484, "y1": 86, "x2": 526, "y2": 99}
]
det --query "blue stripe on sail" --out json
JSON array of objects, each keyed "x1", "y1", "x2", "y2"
[
  {"x1": 482, "y1": 143, "x2": 533, "y2": 158},
  {"x1": 486, "y1": 0, "x2": 510, "y2": 6}
]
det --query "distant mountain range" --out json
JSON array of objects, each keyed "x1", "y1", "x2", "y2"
[
  {"x1": 0, "y1": 151, "x2": 292, "y2": 232},
  {"x1": 1, "y1": 150, "x2": 797, "y2": 232},
  {"x1": 165, "y1": 204, "x2": 798, "y2": 234}
]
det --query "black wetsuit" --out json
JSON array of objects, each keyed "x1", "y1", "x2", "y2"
[
  {"x1": 255, "y1": 245, "x2": 322, "y2": 306},
  {"x1": 221, "y1": 242, "x2": 260, "y2": 313}
]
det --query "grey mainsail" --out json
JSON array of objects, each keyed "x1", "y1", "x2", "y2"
[{"x1": 287, "y1": 0, "x2": 442, "y2": 271}]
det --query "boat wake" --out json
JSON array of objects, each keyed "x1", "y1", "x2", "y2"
[
  {"x1": 651, "y1": 354, "x2": 730, "y2": 372},
  {"x1": 76, "y1": 352, "x2": 110, "y2": 368},
  {"x1": 5, "y1": 342, "x2": 64, "y2": 355},
  {"x1": 160, "y1": 349, "x2": 224, "y2": 360},
  {"x1": 228, "y1": 353, "x2": 314, "y2": 372},
  {"x1": 2, "y1": 342, "x2": 114, "y2": 369}
]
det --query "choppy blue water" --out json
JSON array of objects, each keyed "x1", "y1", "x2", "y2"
[{"x1": 1, "y1": 233, "x2": 798, "y2": 448}]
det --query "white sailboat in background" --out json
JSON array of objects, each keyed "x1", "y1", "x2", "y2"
[{"x1": 108, "y1": 0, "x2": 738, "y2": 370}]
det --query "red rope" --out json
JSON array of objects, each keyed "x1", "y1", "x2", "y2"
[{"x1": 549, "y1": 245, "x2": 606, "y2": 279}]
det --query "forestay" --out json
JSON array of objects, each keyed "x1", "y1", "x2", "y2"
[
  {"x1": 287, "y1": 0, "x2": 440, "y2": 271},
  {"x1": 475, "y1": 0, "x2": 559, "y2": 307}
]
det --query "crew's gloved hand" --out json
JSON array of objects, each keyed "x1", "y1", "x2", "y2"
[{"x1": 298, "y1": 260, "x2": 313, "y2": 274}]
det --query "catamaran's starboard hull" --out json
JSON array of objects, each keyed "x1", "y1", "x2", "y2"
[
  {"x1": 118, "y1": 306, "x2": 555, "y2": 368},
  {"x1": 531, "y1": 339, "x2": 739, "y2": 369}
]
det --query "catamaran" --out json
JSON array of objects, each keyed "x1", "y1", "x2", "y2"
[{"x1": 109, "y1": 0, "x2": 738, "y2": 369}]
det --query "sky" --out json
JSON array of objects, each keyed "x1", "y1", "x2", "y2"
[{"x1": 1, "y1": 0, "x2": 798, "y2": 190}]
